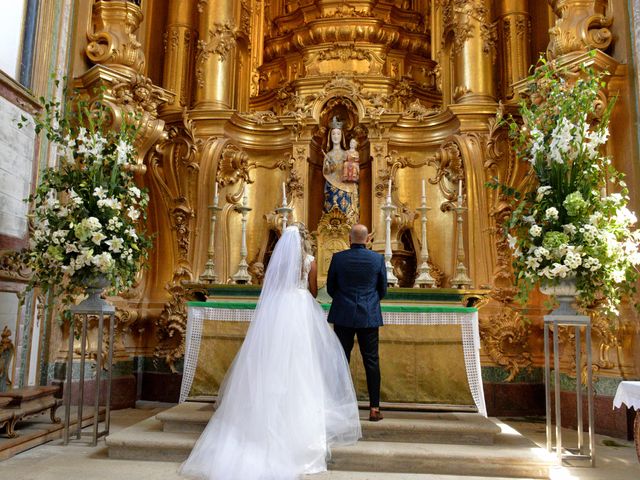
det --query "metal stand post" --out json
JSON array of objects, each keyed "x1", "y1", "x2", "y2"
[
  {"x1": 544, "y1": 302, "x2": 594, "y2": 466},
  {"x1": 63, "y1": 282, "x2": 115, "y2": 446}
]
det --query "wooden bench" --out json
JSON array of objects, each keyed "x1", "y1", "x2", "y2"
[{"x1": 0, "y1": 385, "x2": 62, "y2": 438}]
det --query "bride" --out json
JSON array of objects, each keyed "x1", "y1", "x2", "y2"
[{"x1": 180, "y1": 224, "x2": 362, "y2": 480}]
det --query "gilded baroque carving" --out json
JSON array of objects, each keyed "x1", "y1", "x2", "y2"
[
  {"x1": 112, "y1": 74, "x2": 161, "y2": 116},
  {"x1": 236, "y1": 110, "x2": 279, "y2": 125},
  {"x1": 79, "y1": 2, "x2": 172, "y2": 171},
  {"x1": 0, "y1": 250, "x2": 30, "y2": 281},
  {"x1": 195, "y1": 22, "x2": 237, "y2": 88},
  {"x1": 164, "y1": 27, "x2": 180, "y2": 54},
  {"x1": 480, "y1": 308, "x2": 532, "y2": 382},
  {"x1": 148, "y1": 112, "x2": 203, "y2": 368},
  {"x1": 240, "y1": 0, "x2": 252, "y2": 37},
  {"x1": 590, "y1": 311, "x2": 623, "y2": 371},
  {"x1": 196, "y1": 1, "x2": 208, "y2": 14},
  {"x1": 217, "y1": 143, "x2": 254, "y2": 187},
  {"x1": 154, "y1": 283, "x2": 188, "y2": 373},
  {"x1": 316, "y1": 207, "x2": 352, "y2": 279},
  {"x1": 0, "y1": 326, "x2": 15, "y2": 390},
  {"x1": 114, "y1": 306, "x2": 140, "y2": 354},
  {"x1": 278, "y1": 152, "x2": 304, "y2": 200},
  {"x1": 86, "y1": 0, "x2": 145, "y2": 73},
  {"x1": 150, "y1": 111, "x2": 202, "y2": 220},
  {"x1": 547, "y1": 0, "x2": 613, "y2": 58},
  {"x1": 485, "y1": 109, "x2": 518, "y2": 293},
  {"x1": 402, "y1": 99, "x2": 440, "y2": 122},
  {"x1": 317, "y1": 45, "x2": 374, "y2": 63},
  {"x1": 428, "y1": 139, "x2": 464, "y2": 211},
  {"x1": 440, "y1": 0, "x2": 495, "y2": 57},
  {"x1": 171, "y1": 204, "x2": 194, "y2": 260},
  {"x1": 320, "y1": 4, "x2": 374, "y2": 19}
]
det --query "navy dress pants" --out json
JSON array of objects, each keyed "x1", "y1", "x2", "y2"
[{"x1": 333, "y1": 325, "x2": 381, "y2": 408}]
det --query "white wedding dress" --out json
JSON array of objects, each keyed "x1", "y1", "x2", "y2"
[{"x1": 179, "y1": 226, "x2": 362, "y2": 480}]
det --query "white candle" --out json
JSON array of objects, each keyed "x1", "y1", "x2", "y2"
[
  {"x1": 421, "y1": 179, "x2": 426, "y2": 199},
  {"x1": 213, "y1": 182, "x2": 219, "y2": 206},
  {"x1": 458, "y1": 178, "x2": 463, "y2": 197},
  {"x1": 601, "y1": 185, "x2": 607, "y2": 199},
  {"x1": 387, "y1": 178, "x2": 392, "y2": 199},
  {"x1": 243, "y1": 188, "x2": 248, "y2": 206},
  {"x1": 282, "y1": 181, "x2": 287, "y2": 206}
]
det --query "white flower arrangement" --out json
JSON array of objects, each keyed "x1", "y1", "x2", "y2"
[
  {"x1": 492, "y1": 54, "x2": 640, "y2": 316},
  {"x1": 17, "y1": 87, "x2": 152, "y2": 302}
]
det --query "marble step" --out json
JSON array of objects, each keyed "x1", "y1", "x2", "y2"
[
  {"x1": 106, "y1": 416, "x2": 553, "y2": 478},
  {"x1": 156, "y1": 402, "x2": 500, "y2": 445}
]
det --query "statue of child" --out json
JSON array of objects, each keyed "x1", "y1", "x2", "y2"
[{"x1": 342, "y1": 138, "x2": 360, "y2": 183}]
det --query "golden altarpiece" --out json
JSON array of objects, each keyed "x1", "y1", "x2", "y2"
[{"x1": 29, "y1": 0, "x2": 637, "y2": 424}]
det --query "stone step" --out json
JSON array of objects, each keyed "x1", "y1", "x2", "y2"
[
  {"x1": 303, "y1": 473, "x2": 539, "y2": 480},
  {"x1": 107, "y1": 417, "x2": 193, "y2": 463},
  {"x1": 106, "y1": 416, "x2": 553, "y2": 478},
  {"x1": 156, "y1": 402, "x2": 501, "y2": 445},
  {"x1": 329, "y1": 438, "x2": 552, "y2": 479}
]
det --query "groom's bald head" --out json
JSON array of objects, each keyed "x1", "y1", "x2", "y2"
[{"x1": 350, "y1": 224, "x2": 368, "y2": 244}]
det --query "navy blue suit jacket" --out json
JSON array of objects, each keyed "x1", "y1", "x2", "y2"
[{"x1": 326, "y1": 244, "x2": 387, "y2": 328}]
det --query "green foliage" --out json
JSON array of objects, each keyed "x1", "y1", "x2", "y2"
[
  {"x1": 497, "y1": 53, "x2": 640, "y2": 316},
  {"x1": 18, "y1": 85, "x2": 153, "y2": 304}
]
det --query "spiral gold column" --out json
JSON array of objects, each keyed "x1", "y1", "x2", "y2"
[
  {"x1": 162, "y1": 0, "x2": 197, "y2": 111},
  {"x1": 194, "y1": 0, "x2": 237, "y2": 110}
]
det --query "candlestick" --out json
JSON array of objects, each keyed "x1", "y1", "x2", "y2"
[
  {"x1": 381, "y1": 195, "x2": 399, "y2": 287},
  {"x1": 231, "y1": 189, "x2": 253, "y2": 284},
  {"x1": 414, "y1": 183, "x2": 435, "y2": 288},
  {"x1": 282, "y1": 181, "x2": 287, "y2": 206},
  {"x1": 450, "y1": 195, "x2": 472, "y2": 289},
  {"x1": 199, "y1": 192, "x2": 223, "y2": 283}
]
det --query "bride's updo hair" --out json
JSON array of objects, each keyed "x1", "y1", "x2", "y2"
[{"x1": 289, "y1": 222, "x2": 314, "y2": 256}]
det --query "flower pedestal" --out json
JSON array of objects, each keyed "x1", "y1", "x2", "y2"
[
  {"x1": 541, "y1": 281, "x2": 595, "y2": 466},
  {"x1": 63, "y1": 276, "x2": 115, "y2": 447}
]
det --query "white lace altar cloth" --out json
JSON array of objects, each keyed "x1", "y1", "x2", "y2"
[
  {"x1": 181, "y1": 302, "x2": 487, "y2": 417},
  {"x1": 614, "y1": 381, "x2": 640, "y2": 410}
]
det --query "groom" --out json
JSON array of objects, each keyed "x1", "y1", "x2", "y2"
[{"x1": 327, "y1": 224, "x2": 387, "y2": 421}]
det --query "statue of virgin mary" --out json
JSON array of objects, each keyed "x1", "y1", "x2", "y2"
[{"x1": 322, "y1": 117, "x2": 359, "y2": 223}]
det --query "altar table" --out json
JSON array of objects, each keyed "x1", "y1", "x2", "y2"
[
  {"x1": 181, "y1": 302, "x2": 487, "y2": 417},
  {"x1": 613, "y1": 381, "x2": 640, "y2": 462}
]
